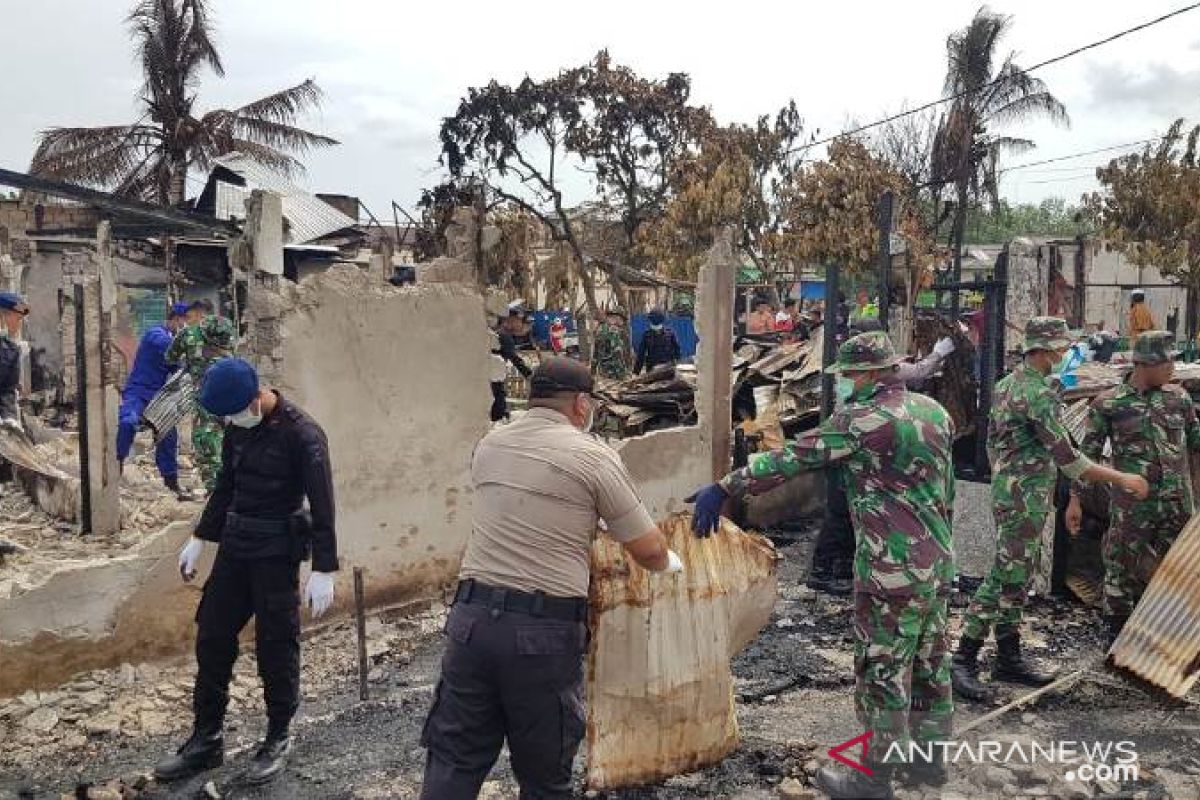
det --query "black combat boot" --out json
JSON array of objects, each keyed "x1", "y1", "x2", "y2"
[
  {"x1": 993, "y1": 628, "x2": 1056, "y2": 686},
  {"x1": 163, "y1": 474, "x2": 196, "y2": 502},
  {"x1": 807, "y1": 556, "x2": 853, "y2": 596},
  {"x1": 814, "y1": 762, "x2": 894, "y2": 799},
  {"x1": 901, "y1": 750, "x2": 948, "y2": 787},
  {"x1": 153, "y1": 727, "x2": 224, "y2": 781},
  {"x1": 951, "y1": 636, "x2": 990, "y2": 701},
  {"x1": 1105, "y1": 615, "x2": 1129, "y2": 649},
  {"x1": 245, "y1": 728, "x2": 293, "y2": 785}
]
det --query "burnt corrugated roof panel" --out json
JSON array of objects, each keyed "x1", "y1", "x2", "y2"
[
  {"x1": 1110, "y1": 510, "x2": 1200, "y2": 697},
  {"x1": 209, "y1": 152, "x2": 357, "y2": 245}
]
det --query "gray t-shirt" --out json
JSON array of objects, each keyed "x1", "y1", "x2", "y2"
[{"x1": 458, "y1": 408, "x2": 656, "y2": 598}]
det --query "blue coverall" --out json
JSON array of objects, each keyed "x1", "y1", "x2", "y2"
[{"x1": 117, "y1": 325, "x2": 178, "y2": 479}]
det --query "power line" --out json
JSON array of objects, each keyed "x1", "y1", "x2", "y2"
[
  {"x1": 1002, "y1": 139, "x2": 1161, "y2": 172},
  {"x1": 792, "y1": 2, "x2": 1200, "y2": 152}
]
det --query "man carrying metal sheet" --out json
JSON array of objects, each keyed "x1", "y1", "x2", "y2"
[{"x1": 1067, "y1": 330, "x2": 1200, "y2": 644}]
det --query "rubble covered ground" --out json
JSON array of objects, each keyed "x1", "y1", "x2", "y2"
[{"x1": 4, "y1": 516, "x2": 1200, "y2": 800}]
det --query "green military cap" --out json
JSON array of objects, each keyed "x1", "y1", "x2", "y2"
[
  {"x1": 1022, "y1": 316, "x2": 1073, "y2": 354},
  {"x1": 825, "y1": 330, "x2": 900, "y2": 374},
  {"x1": 607, "y1": 307, "x2": 628, "y2": 319},
  {"x1": 1131, "y1": 330, "x2": 1176, "y2": 365}
]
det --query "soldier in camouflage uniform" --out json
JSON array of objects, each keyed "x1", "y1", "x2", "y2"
[
  {"x1": 952, "y1": 317, "x2": 1149, "y2": 701},
  {"x1": 592, "y1": 308, "x2": 631, "y2": 381},
  {"x1": 166, "y1": 304, "x2": 236, "y2": 492},
  {"x1": 690, "y1": 331, "x2": 957, "y2": 798},
  {"x1": 1067, "y1": 331, "x2": 1200, "y2": 643}
]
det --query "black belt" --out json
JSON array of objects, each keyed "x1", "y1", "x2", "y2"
[
  {"x1": 454, "y1": 580, "x2": 587, "y2": 622},
  {"x1": 225, "y1": 512, "x2": 291, "y2": 536}
]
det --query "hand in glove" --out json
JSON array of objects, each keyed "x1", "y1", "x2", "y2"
[
  {"x1": 304, "y1": 572, "x2": 336, "y2": 618},
  {"x1": 178, "y1": 536, "x2": 204, "y2": 582},
  {"x1": 0, "y1": 417, "x2": 23, "y2": 434},
  {"x1": 933, "y1": 337, "x2": 956, "y2": 358},
  {"x1": 685, "y1": 483, "x2": 730, "y2": 538},
  {"x1": 662, "y1": 549, "x2": 684, "y2": 574}
]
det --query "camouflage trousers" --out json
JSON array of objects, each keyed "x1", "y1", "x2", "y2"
[
  {"x1": 961, "y1": 504, "x2": 1048, "y2": 641},
  {"x1": 593, "y1": 351, "x2": 629, "y2": 381},
  {"x1": 854, "y1": 591, "x2": 953, "y2": 763},
  {"x1": 1104, "y1": 499, "x2": 1190, "y2": 618},
  {"x1": 192, "y1": 407, "x2": 224, "y2": 493}
]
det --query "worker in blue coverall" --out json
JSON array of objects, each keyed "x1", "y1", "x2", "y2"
[{"x1": 117, "y1": 302, "x2": 193, "y2": 500}]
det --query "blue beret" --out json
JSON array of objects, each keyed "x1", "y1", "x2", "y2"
[
  {"x1": 648, "y1": 309, "x2": 666, "y2": 325},
  {"x1": 170, "y1": 302, "x2": 190, "y2": 318},
  {"x1": 0, "y1": 291, "x2": 29, "y2": 314},
  {"x1": 199, "y1": 358, "x2": 260, "y2": 416}
]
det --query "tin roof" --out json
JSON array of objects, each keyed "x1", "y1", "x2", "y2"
[
  {"x1": 1110, "y1": 510, "x2": 1200, "y2": 696},
  {"x1": 207, "y1": 152, "x2": 358, "y2": 245}
]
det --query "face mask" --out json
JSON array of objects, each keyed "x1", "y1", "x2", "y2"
[
  {"x1": 651, "y1": 324, "x2": 663, "y2": 331},
  {"x1": 836, "y1": 377, "x2": 856, "y2": 402},
  {"x1": 227, "y1": 404, "x2": 263, "y2": 429}
]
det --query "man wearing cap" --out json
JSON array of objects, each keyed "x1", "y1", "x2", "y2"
[
  {"x1": 592, "y1": 307, "x2": 631, "y2": 380},
  {"x1": 166, "y1": 300, "x2": 236, "y2": 492},
  {"x1": 808, "y1": 320, "x2": 958, "y2": 596},
  {"x1": 1068, "y1": 331, "x2": 1200, "y2": 643},
  {"x1": 1129, "y1": 289, "x2": 1155, "y2": 344},
  {"x1": 688, "y1": 331, "x2": 958, "y2": 798},
  {"x1": 419, "y1": 356, "x2": 681, "y2": 799},
  {"x1": 116, "y1": 303, "x2": 192, "y2": 500},
  {"x1": 951, "y1": 317, "x2": 1150, "y2": 701},
  {"x1": 155, "y1": 358, "x2": 338, "y2": 785},
  {"x1": 634, "y1": 308, "x2": 680, "y2": 375},
  {"x1": 0, "y1": 291, "x2": 30, "y2": 432}
]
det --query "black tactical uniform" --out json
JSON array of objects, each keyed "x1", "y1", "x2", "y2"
[
  {"x1": 0, "y1": 336, "x2": 19, "y2": 421},
  {"x1": 192, "y1": 391, "x2": 338, "y2": 735},
  {"x1": 634, "y1": 326, "x2": 681, "y2": 374}
]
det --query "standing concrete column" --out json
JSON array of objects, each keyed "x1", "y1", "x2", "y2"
[
  {"x1": 694, "y1": 228, "x2": 737, "y2": 481},
  {"x1": 74, "y1": 222, "x2": 121, "y2": 535},
  {"x1": 233, "y1": 190, "x2": 287, "y2": 384}
]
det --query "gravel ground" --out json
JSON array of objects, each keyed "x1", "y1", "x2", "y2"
[{"x1": 4, "y1": 510, "x2": 1200, "y2": 799}]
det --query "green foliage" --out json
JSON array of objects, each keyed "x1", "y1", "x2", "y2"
[{"x1": 963, "y1": 198, "x2": 1092, "y2": 244}]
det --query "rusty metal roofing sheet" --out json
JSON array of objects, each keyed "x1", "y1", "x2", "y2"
[
  {"x1": 212, "y1": 152, "x2": 357, "y2": 245},
  {"x1": 1110, "y1": 510, "x2": 1200, "y2": 696}
]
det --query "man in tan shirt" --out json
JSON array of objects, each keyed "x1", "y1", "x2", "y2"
[
  {"x1": 420, "y1": 357, "x2": 679, "y2": 799},
  {"x1": 1129, "y1": 288, "x2": 1155, "y2": 344}
]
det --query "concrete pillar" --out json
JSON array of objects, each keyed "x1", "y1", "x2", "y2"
[
  {"x1": 235, "y1": 191, "x2": 287, "y2": 385},
  {"x1": 246, "y1": 190, "x2": 285, "y2": 276},
  {"x1": 694, "y1": 228, "x2": 737, "y2": 481},
  {"x1": 368, "y1": 234, "x2": 393, "y2": 282},
  {"x1": 74, "y1": 222, "x2": 120, "y2": 535}
]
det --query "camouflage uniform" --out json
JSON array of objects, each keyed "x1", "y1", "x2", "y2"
[
  {"x1": 961, "y1": 318, "x2": 1094, "y2": 641},
  {"x1": 1078, "y1": 331, "x2": 1200, "y2": 619},
  {"x1": 166, "y1": 316, "x2": 236, "y2": 491},
  {"x1": 721, "y1": 332, "x2": 956, "y2": 765},
  {"x1": 592, "y1": 316, "x2": 630, "y2": 381}
]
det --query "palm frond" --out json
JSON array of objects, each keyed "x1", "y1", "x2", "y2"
[
  {"x1": 234, "y1": 79, "x2": 326, "y2": 124},
  {"x1": 30, "y1": 125, "x2": 162, "y2": 190},
  {"x1": 989, "y1": 90, "x2": 1070, "y2": 128}
]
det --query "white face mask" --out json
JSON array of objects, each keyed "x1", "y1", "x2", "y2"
[
  {"x1": 651, "y1": 324, "x2": 664, "y2": 332},
  {"x1": 578, "y1": 396, "x2": 595, "y2": 433},
  {"x1": 836, "y1": 376, "x2": 856, "y2": 402},
  {"x1": 227, "y1": 403, "x2": 263, "y2": 429}
]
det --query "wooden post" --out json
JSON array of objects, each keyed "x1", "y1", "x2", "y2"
[
  {"x1": 354, "y1": 567, "x2": 369, "y2": 701},
  {"x1": 696, "y1": 229, "x2": 737, "y2": 481}
]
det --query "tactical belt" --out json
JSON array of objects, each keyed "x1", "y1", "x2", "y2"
[
  {"x1": 454, "y1": 579, "x2": 587, "y2": 622},
  {"x1": 225, "y1": 512, "x2": 291, "y2": 536}
]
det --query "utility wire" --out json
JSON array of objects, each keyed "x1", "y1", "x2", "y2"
[
  {"x1": 1003, "y1": 139, "x2": 1162, "y2": 172},
  {"x1": 790, "y1": 2, "x2": 1200, "y2": 152}
]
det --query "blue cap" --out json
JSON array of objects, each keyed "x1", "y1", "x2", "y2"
[
  {"x1": 0, "y1": 291, "x2": 29, "y2": 315},
  {"x1": 199, "y1": 358, "x2": 260, "y2": 416},
  {"x1": 169, "y1": 302, "x2": 190, "y2": 318},
  {"x1": 648, "y1": 309, "x2": 666, "y2": 325}
]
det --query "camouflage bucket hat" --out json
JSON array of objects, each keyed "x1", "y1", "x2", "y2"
[
  {"x1": 1022, "y1": 316, "x2": 1073, "y2": 354},
  {"x1": 1132, "y1": 330, "x2": 1177, "y2": 365},
  {"x1": 825, "y1": 330, "x2": 900, "y2": 374}
]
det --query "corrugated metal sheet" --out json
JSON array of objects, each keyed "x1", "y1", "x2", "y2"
[
  {"x1": 1110, "y1": 510, "x2": 1200, "y2": 696},
  {"x1": 211, "y1": 153, "x2": 357, "y2": 245}
]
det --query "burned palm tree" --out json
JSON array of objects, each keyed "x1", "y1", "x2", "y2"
[
  {"x1": 935, "y1": 6, "x2": 1068, "y2": 283},
  {"x1": 30, "y1": 0, "x2": 337, "y2": 206}
]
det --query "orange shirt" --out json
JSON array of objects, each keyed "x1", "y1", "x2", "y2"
[{"x1": 1129, "y1": 303, "x2": 1155, "y2": 341}]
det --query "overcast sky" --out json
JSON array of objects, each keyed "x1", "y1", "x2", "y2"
[{"x1": 2, "y1": 0, "x2": 1198, "y2": 217}]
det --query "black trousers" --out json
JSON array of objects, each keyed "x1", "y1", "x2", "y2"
[
  {"x1": 490, "y1": 381, "x2": 508, "y2": 422},
  {"x1": 812, "y1": 471, "x2": 854, "y2": 577},
  {"x1": 420, "y1": 602, "x2": 587, "y2": 800},
  {"x1": 193, "y1": 552, "x2": 301, "y2": 736}
]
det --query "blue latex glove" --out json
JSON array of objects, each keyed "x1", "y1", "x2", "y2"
[{"x1": 686, "y1": 483, "x2": 729, "y2": 538}]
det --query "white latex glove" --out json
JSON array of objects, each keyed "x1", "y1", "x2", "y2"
[
  {"x1": 933, "y1": 337, "x2": 956, "y2": 358},
  {"x1": 663, "y1": 550, "x2": 684, "y2": 574},
  {"x1": 178, "y1": 536, "x2": 204, "y2": 582},
  {"x1": 304, "y1": 572, "x2": 336, "y2": 618}
]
